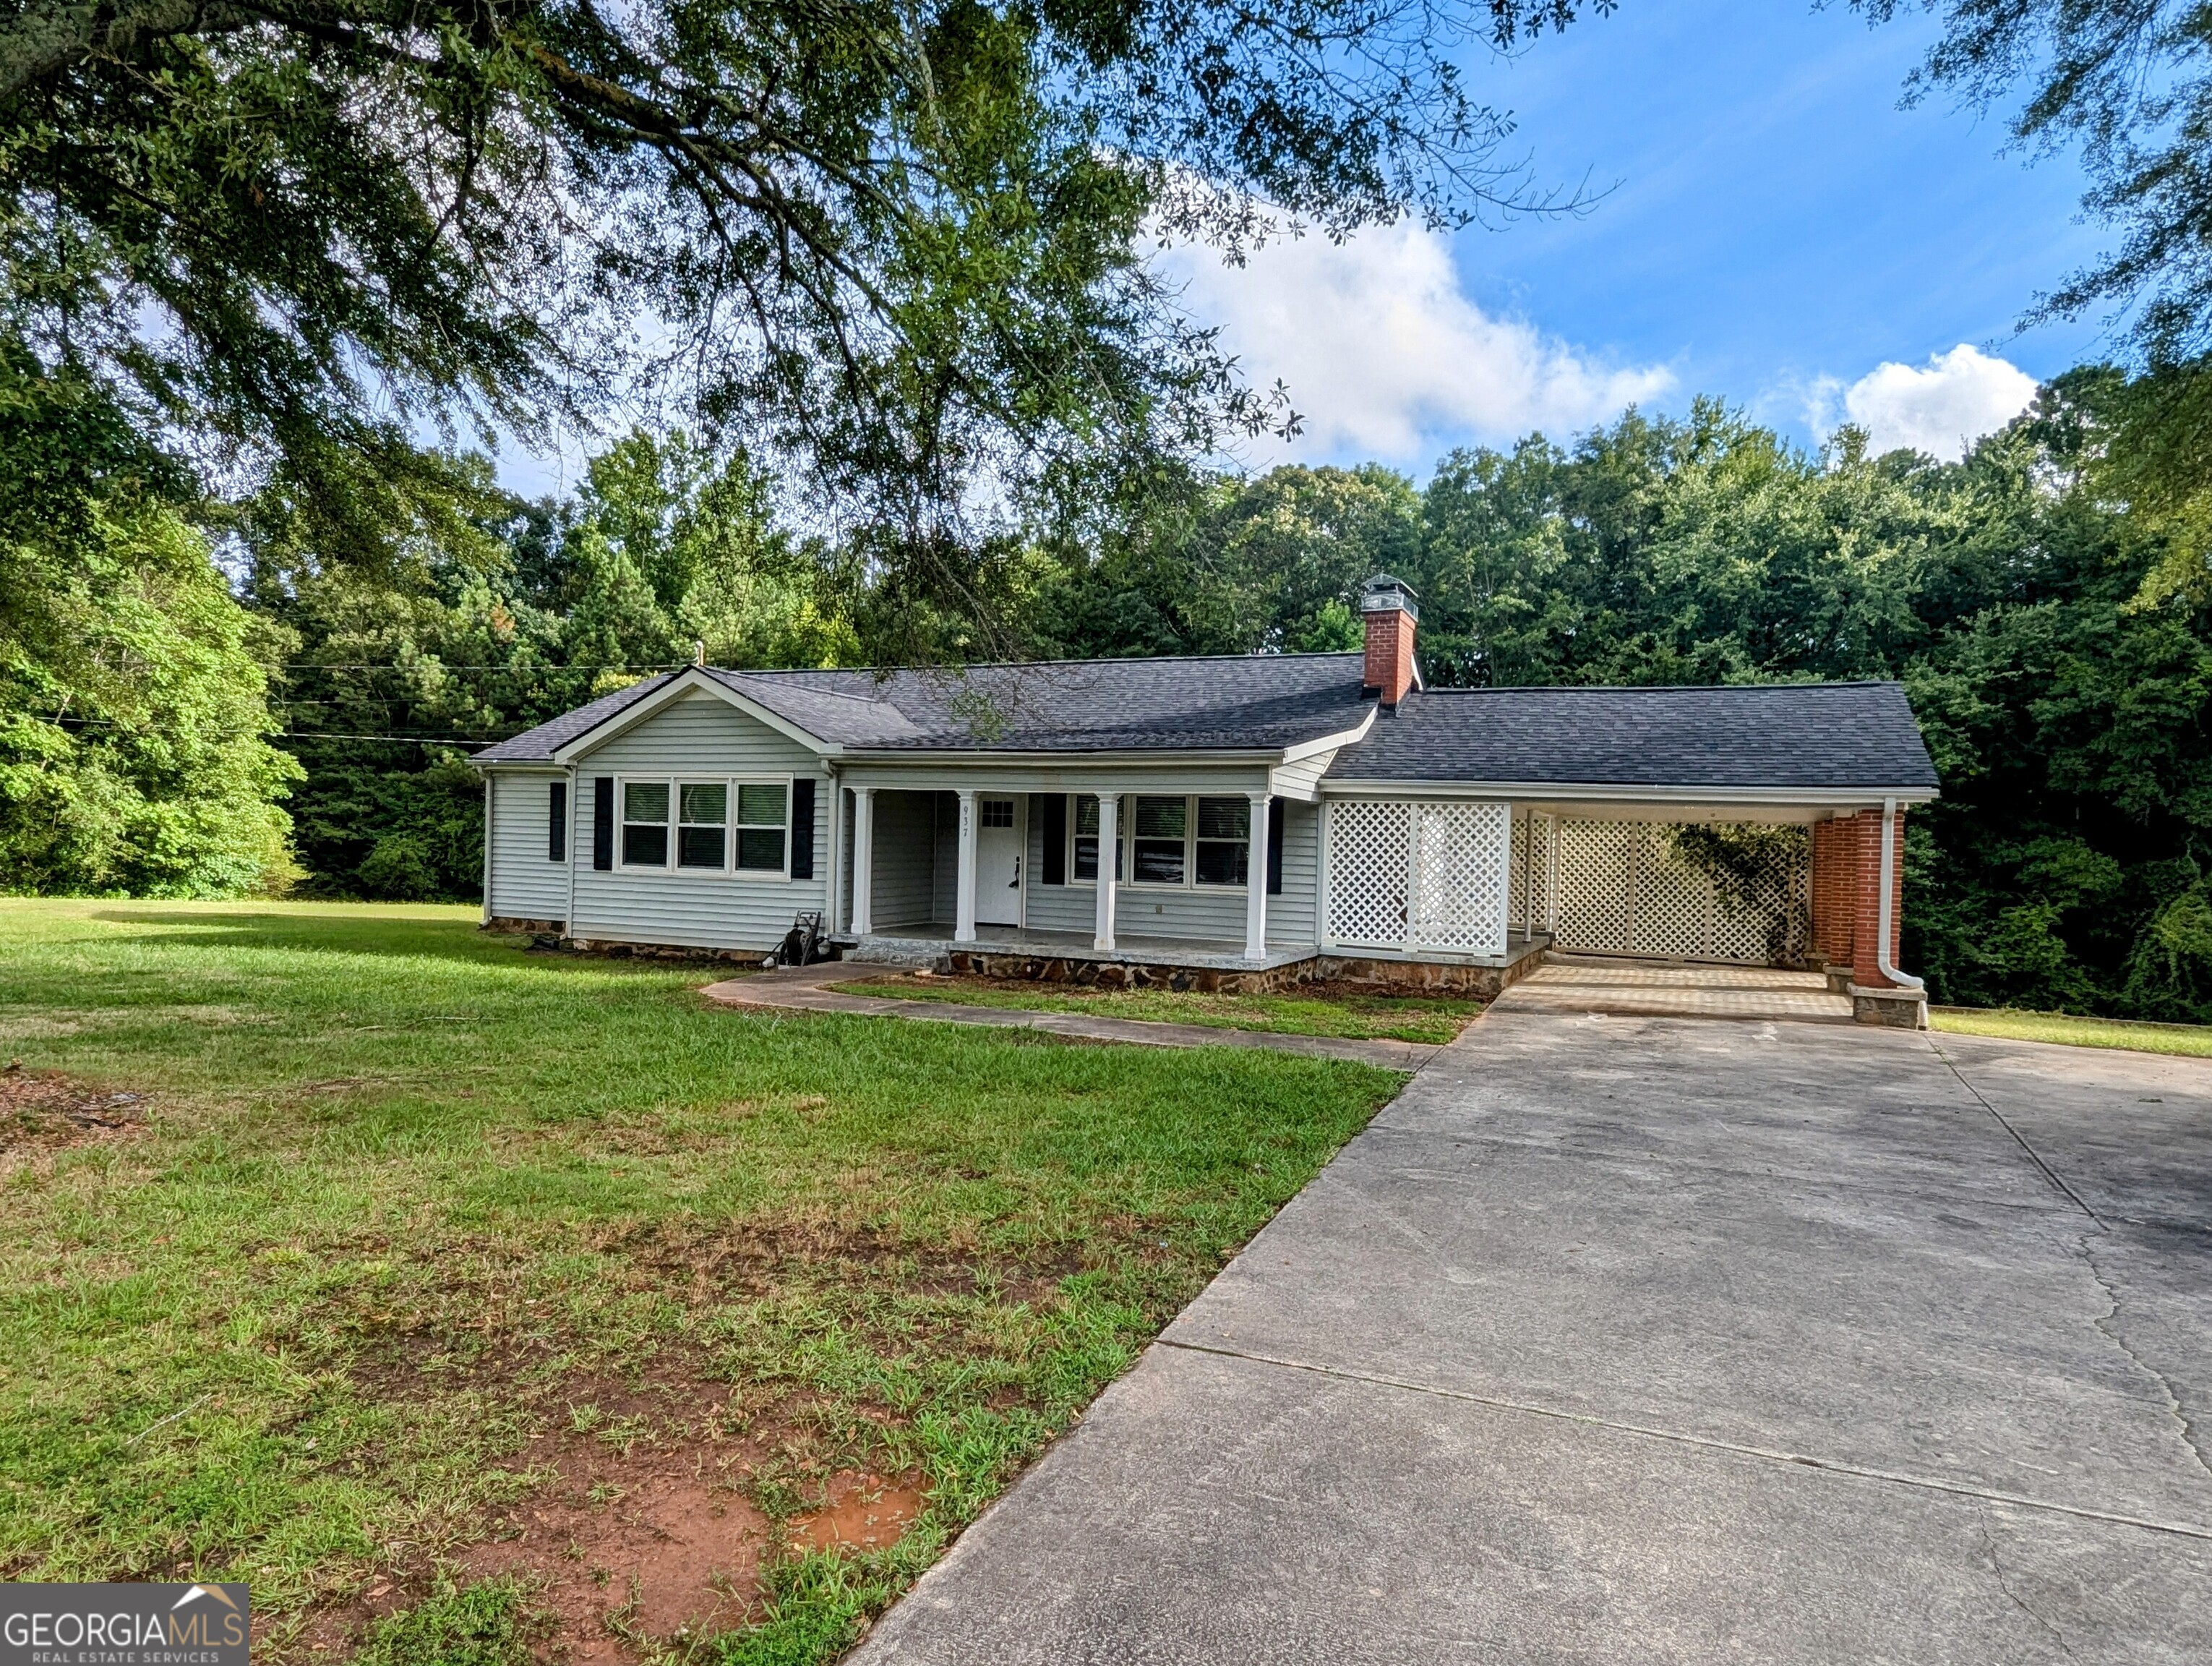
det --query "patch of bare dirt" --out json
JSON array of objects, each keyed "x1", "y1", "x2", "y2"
[
  {"x1": 786, "y1": 1471, "x2": 925, "y2": 1555},
  {"x1": 0, "y1": 1061, "x2": 147, "y2": 1156},
  {"x1": 460, "y1": 1448, "x2": 769, "y2": 1662}
]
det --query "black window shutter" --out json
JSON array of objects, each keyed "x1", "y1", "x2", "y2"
[
  {"x1": 790, "y1": 778, "x2": 816, "y2": 879},
  {"x1": 1266, "y1": 797, "x2": 1285, "y2": 895},
  {"x1": 549, "y1": 782, "x2": 567, "y2": 862},
  {"x1": 592, "y1": 777, "x2": 614, "y2": 870},
  {"x1": 1041, "y1": 793, "x2": 1067, "y2": 885}
]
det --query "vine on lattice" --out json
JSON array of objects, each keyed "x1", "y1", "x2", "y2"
[{"x1": 1551, "y1": 821, "x2": 1809, "y2": 966}]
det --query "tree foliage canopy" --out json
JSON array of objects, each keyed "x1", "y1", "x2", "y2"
[{"x1": 0, "y1": 0, "x2": 1606, "y2": 574}]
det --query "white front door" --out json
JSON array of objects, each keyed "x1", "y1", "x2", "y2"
[{"x1": 976, "y1": 796, "x2": 1023, "y2": 925}]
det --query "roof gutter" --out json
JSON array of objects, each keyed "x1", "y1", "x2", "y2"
[{"x1": 1319, "y1": 779, "x2": 1941, "y2": 806}]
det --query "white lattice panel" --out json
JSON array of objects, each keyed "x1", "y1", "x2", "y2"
[
  {"x1": 1712, "y1": 892, "x2": 1774, "y2": 962},
  {"x1": 1632, "y1": 835, "x2": 1710, "y2": 959},
  {"x1": 1556, "y1": 821, "x2": 1636, "y2": 953},
  {"x1": 1325, "y1": 799, "x2": 1412, "y2": 947},
  {"x1": 1410, "y1": 801, "x2": 1509, "y2": 955},
  {"x1": 1553, "y1": 821, "x2": 1810, "y2": 966},
  {"x1": 1509, "y1": 811, "x2": 1528, "y2": 931}
]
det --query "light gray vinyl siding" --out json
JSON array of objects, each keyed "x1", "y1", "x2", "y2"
[
  {"x1": 838, "y1": 788, "x2": 856, "y2": 926},
  {"x1": 1270, "y1": 749, "x2": 1339, "y2": 801},
  {"x1": 488, "y1": 771, "x2": 569, "y2": 922},
  {"x1": 569, "y1": 690, "x2": 828, "y2": 952},
  {"x1": 869, "y1": 790, "x2": 938, "y2": 928},
  {"x1": 1024, "y1": 806, "x2": 1091, "y2": 934},
  {"x1": 1268, "y1": 798, "x2": 1320, "y2": 949},
  {"x1": 930, "y1": 794, "x2": 959, "y2": 923}
]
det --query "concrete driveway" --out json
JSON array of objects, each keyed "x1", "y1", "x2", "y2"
[{"x1": 851, "y1": 982, "x2": 2212, "y2": 1665}]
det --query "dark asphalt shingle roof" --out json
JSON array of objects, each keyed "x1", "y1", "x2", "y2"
[
  {"x1": 1322, "y1": 682, "x2": 1939, "y2": 790},
  {"x1": 473, "y1": 659, "x2": 1937, "y2": 793},
  {"x1": 473, "y1": 654, "x2": 1373, "y2": 761}
]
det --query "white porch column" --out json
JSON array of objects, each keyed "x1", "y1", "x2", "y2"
[
  {"x1": 955, "y1": 787, "x2": 979, "y2": 943},
  {"x1": 1546, "y1": 813, "x2": 1561, "y2": 934},
  {"x1": 850, "y1": 787, "x2": 876, "y2": 936},
  {"x1": 1093, "y1": 791, "x2": 1119, "y2": 952},
  {"x1": 1244, "y1": 790, "x2": 1270, "y2": 961}
]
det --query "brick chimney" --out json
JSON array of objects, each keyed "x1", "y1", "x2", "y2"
[{"x1": 1360, "y1": 574, "x2": 1420, "y2": 708}]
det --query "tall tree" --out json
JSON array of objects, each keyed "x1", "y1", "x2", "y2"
[
  {"x1": 0, "y1": 0, "x2": 1609, "y2": 615},
  {"x1": 0, "y1": 358, "x2": 297, "y2": 895}
]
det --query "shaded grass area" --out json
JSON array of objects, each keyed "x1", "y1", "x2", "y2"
[
  {"x1": 0, "y1": 901, "x2": 1399, "y2": 1663},
  {"x1": 834, "y1": 973, "x2": 1486, "y2": 1044},
  {"x1": 1932, "y1": 1004, "x2": 2212, "y2": 1059}
]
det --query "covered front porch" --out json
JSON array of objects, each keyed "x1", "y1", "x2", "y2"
[{"x1": 829, "y1": 774, "x2": 1311, "y2": 968}]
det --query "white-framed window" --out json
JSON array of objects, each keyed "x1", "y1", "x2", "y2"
[
  {"x1": 621, "y1": 780, "x2": 671, "y2": 868},
  {"x1": 979, "y1": 797, "x2": 1016, "y2": 829},
  {"x1": 615, "y1": 776, "x2": 790, "y2": 878},
  {"x1": 1072, "y1": 793, "x2": 1122, "y2": 883},
  {"x1": 1194, "y1": 795, "x2": 1251, "y2": 887},
  {"x1": 1068, "y1": 793, "x2": 1250, "y2": 890},
  {"x1": 735, "y1": 782, "x2": 789, "y2": 873},
  {"x1": 677, "y1": 782, "x2": 727, "y2": 869},
  {"x1": 1131, "y1": 795, "x2": 1188, "y2": 884}
]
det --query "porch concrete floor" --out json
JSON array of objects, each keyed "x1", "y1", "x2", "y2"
[{"x1": 1497, "y1": 955, "x2": 1856, "y2": 1023}]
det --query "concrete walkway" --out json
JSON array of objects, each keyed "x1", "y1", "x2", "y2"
[
  {"x1": 699, "y1": 962, "x2": 1444, "y2": 1069},
  {"x1": 850, "y1": 1001, "x2": 2212, "y2": 1663}
]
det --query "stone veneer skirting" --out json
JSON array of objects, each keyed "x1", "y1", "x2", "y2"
[{"x1": 944, "y1": 944, "x2": 1548, "y2": 999}]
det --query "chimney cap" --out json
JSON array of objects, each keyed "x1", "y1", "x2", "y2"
[{"x1": 1359, "y1": 573, "x2": 1419, "y2": 621}]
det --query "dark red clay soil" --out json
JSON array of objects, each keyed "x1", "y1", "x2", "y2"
[
  {"x1": 786, "y1": 1473, "x2": 925, "y2": 1555},
  {"x1": 461, "y1": 1454, "x2": 768, "y2": 1662}
]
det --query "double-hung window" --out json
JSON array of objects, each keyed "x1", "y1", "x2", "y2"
[
  {"x1": 1131, "y1": 796, "x2": 1188, "y2": 884},
  {"x1": 622, "y1": 782, "x2": 670, "y2": 867},
  {"x1": 1193, "y1": 796, "x2": 1251, "y2": 887},
  {"x1": 678, "y1": 782, "x2": 726, "y2": 869},
  {"x1": 1071, "y1": 794, "x2": 1121, "y2": 882},
  {"x1": 735, "y1": 783, "x2": 789, "y2": 873}
]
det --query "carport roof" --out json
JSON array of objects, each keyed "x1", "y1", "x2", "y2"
[{"x1": 1323, "y1": 681, "x2": 1939, "y2": 792}]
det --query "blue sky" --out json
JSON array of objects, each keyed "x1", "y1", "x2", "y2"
[
  {"x1": 496, "y1": 1, "x2": 2113, "y2": 495},
  {"x1": 1161, "y1": 0, "x2": 2114, "y2": 474}
]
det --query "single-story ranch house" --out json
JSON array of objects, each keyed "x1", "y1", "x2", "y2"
[{"x1": 473, "y1": 576, "x2": 1942, "y2": 1023}]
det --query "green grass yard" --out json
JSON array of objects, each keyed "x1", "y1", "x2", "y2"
[
  {"x1": 1931, "y1": 1004, "x2": 2212, "y2": 1059},
  {"x1": 833, "y1": 973, "x2": 1488, "y2": 1044},
  {"x1": 0, "y1": 900, "x2": 1400, "y2": 1664}
]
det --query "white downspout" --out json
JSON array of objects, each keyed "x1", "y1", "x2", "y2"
[{"x1": 1875, "y1": 796, "x2": 1923, "y2": 992}]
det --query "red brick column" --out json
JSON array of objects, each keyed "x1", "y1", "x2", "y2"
[
  {"x1": 1809, "y1": 816, "x2": 1859, "y2": 968},
  {"x1": 1848, "y1": 807, "x2": 1907, "y2": 988}
]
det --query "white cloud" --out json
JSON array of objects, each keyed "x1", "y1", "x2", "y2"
[
  {"x1": 1838, "y1": 344, "x2": 2039, "y2": 461},
  {"x1": 1154, "y1": 221, "x2": 1673, "y2": 465}
]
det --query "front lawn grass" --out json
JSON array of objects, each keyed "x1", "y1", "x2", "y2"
[
  {"x1": 0, "y1": 900, "x2": 1399, "y2": 1664},
  {"x1": 834, "y1": 973, "x2": 1486, "y2": 1044},
  {"x1": 1931, "y1": 1004, "x2": 2212, "y2": 1059}
]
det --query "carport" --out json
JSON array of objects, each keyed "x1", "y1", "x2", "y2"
[{"x1": 1318, "y1": 681, "x2": 1942, "y2": 1024}]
